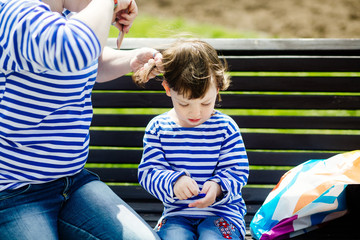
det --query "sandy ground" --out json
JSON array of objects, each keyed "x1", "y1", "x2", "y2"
[{"x1": 136, "y1": 0, "x2": 360, "y2": 38}]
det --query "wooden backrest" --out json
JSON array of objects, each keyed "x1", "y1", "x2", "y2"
[{"x1": 88, "y1": 38, "x2": 360, "y2": 227}]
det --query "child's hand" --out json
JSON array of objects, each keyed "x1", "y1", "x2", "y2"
[
  {"x1": 188, "y1": 180, "x2": 222, "y2": 208},
  {"x1": 174, "y1": 175, "x2": 199, "y2": 200}
]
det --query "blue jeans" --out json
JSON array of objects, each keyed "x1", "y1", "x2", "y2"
[
  {"x1": 156, "y1": 216, "x2": 243, "y2": 240},
  {"x1": 0, "y1": 169, "x2": 159, "y2": 240}
]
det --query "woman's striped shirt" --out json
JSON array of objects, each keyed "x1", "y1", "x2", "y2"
[
  {"x1": 0, "y1": 0, "x2": 101, "y2": 190},
  {"x1": 138, "y1": 111, "x2": 249, "y2": 238}
]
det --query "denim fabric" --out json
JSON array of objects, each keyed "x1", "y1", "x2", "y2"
[
  {"x1": 156, "y1": 216, "x2": 243, "y2": 240},
  {"x1": 0, "y1": 169, "x2": 159, "y2": 240}
]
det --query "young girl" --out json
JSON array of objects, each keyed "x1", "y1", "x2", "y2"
[{"x1": 136, "y1": 39, "x2": 249, "y2": 240}]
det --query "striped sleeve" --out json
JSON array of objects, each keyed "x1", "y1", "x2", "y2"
[
  {"x1": 211, "y1": 120, "x2": 249, "y2": 206},
  {"x1": 0, "y1": 0, "x2": 101, "y2": 73},
  {"x1": 138, "y1": 120, "x2": 188, "y2": 204}
]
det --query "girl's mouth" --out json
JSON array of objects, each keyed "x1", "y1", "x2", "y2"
[{"x1": 189, "y1": 118, "x2": 201, "y2": 123}]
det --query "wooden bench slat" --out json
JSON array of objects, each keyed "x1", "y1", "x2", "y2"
[
  {"x1": 93, "y1": 76, "x2": 161, "y2": 91},
  {"x1": 247, "y1": 151, "x2": 338, "y2": 166},
  {"x1": 92, "y1": 114, "x2": 154, "y2": 127},
  {"x1": 92, "y1": 92, "x2": 360, "y2": 109},
  {"x1": 88, "y1": 167, "x2": 138, "y2": 183},
  {"x1": 108, "y1": 185, "x2": 271, "y2": 204},
  {"x1": 88, "y1": 149, "x2": 142, "y2": 164},
  {"x1": 90, "y1": 130, "x2": 144, "y2": 147},
  {"x1": 114, "y1": 38, "x2": 360, "y2": 53},
  {"x1": 90, "y1": 167, "x2": 286, "y2": 185},
  {"x1": 93, "y1": 76, "x2": 360, "y2": 93},
  {"x1": 248, "y1": 169, "x2": 287, "y2": 185},
  {"x1": 90, "y1": 130, "x2": 360, "y2": 151},
  {"x1": 233, "y1": 116, "x2": 360, "y2": 130},
  {"x1": 220, "y1": 49, "x2": 360, "y2": 57},
  {"x1": 242, "y1": 188, "x2": 272, "y2": 204},
  {"x1": 229, "y1": 76, "x2": 360, "y2": 92},
  {"x1": 87, "y1": 149, "x2": 338, "y2": 167},
  {"x1": 220, "y1": 94, "x2": 360, "y2": 110},
  {"x1": 92, "y1": 114, "x2": 360, "y2": 130},
  {"x1": 91, "y1": 92, "x2": 171, "y2": 108},
  {"x1": 127, "y1": 202, "x2": 163, "y2": 213},
  {"x1": 110, "y1": 185, "x2": 157, "y2": 201},
  {"x1": 243, "y1": 133, "x2": 360, "y2": 151},
  {"x1": 226, "y1": 56, "x2": 360, "y2": 72}
]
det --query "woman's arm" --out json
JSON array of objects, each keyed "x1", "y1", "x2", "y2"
[
  {"x1": 67, "y1": 0, "x2": 137, "y2": 51},
  {"x1": 96, "y1": 47, "x2": 161, "y2": 83},
  {"x1": 45, "y1": 0, "x2": 138, "y2": 51}
]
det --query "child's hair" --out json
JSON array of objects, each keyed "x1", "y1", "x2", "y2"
[{"x1": 132, "y1": 39, "x2": 231, "y2": 100}]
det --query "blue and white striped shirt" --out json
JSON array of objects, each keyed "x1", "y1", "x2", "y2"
[
  {"x1": 0, "y1": 0, "x2": 101, "y2": 190},
  {"x1": 138, "y1": 111, "x2": 249, "y2": 238}
]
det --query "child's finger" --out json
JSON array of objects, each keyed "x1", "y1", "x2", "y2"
[
  {"x1": 188, "y1": 198, "x2": 211, "y2": 208},
  {"x1": 190, "y1": 179, "x2": 200, "y2": 195},
  {"x1": 188, "y1": 200, "x2": 201, "y2": 208},
  {"x1": 185, "y1": 188, "x2": 196, "y2": 199}
]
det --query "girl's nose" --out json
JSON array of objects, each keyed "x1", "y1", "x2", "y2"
[{"x1": 189, "y1": 105, "x2": 201, "y2": 118}]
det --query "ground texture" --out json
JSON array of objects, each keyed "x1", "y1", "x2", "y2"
[{"x1": 137, "y1": 0, "x2": 360, "y2": 38}]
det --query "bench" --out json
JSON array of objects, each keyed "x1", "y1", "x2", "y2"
[{"x1": 88, "y1": 38, "x2": 360, "y2": 239}]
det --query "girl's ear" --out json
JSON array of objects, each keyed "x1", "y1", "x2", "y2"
[{"x1": 162, "y1": 81, "x2": 171, "y2": 97}]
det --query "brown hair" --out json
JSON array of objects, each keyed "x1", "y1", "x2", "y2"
[{"x1": 132, "y1": 39, "x2": 231, "y2": 100}]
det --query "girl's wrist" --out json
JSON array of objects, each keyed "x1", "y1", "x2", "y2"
[{"x1": 113, "y1": 0, "x2": 118, "y2": 9}]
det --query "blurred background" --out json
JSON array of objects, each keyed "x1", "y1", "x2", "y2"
[{"x1": 110, "y1": 0, "x2": 360, "y2": 38}]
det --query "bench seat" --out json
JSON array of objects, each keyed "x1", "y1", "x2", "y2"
[{"x1": 88, "y1": 38, "x2": 360, "y2": 239}]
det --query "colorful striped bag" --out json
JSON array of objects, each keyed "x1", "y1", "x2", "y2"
[{"x1": 250, "y1": 150, "x2": 360, "y2": 240}]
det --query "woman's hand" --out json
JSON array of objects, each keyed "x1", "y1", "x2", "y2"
[
  {"x1": 173, "y1": 175, "x2": 200, "y2": 200},
  {"x1": 96, "y1": 47, "x2": 162, "y2": 83},
  {"x1": 188, "y1": 180, "x2": 222, "y2": 208},
  {"x1": 112, "y1": 0, "x2": 138, "y2": 34},
  {"x1": 131, "y1": 48, "x2": 163, "y2": 82}
]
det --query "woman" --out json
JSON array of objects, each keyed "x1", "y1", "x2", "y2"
[{"x1": 0, "y1": 0, "x2": 161, "y2": 239}]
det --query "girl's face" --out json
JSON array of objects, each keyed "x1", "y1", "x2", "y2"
[{"x1": 166, "y1": 80, "x2": 219, "y2": 128}]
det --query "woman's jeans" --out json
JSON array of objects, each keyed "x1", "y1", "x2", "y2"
[
  {"x1": 0, "y1": 169, "x2": 160, "y2": 240},
  {"x1": 156, "y1": 216, "x2": 243, "y2": 240}
]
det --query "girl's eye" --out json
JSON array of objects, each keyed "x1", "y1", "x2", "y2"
[
  {"x1": 201, "y1": 103, "x2": 211, "y2": 106},
  {"x1": 179, "y1": 103, "x2": 189, "y2": 107}
]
